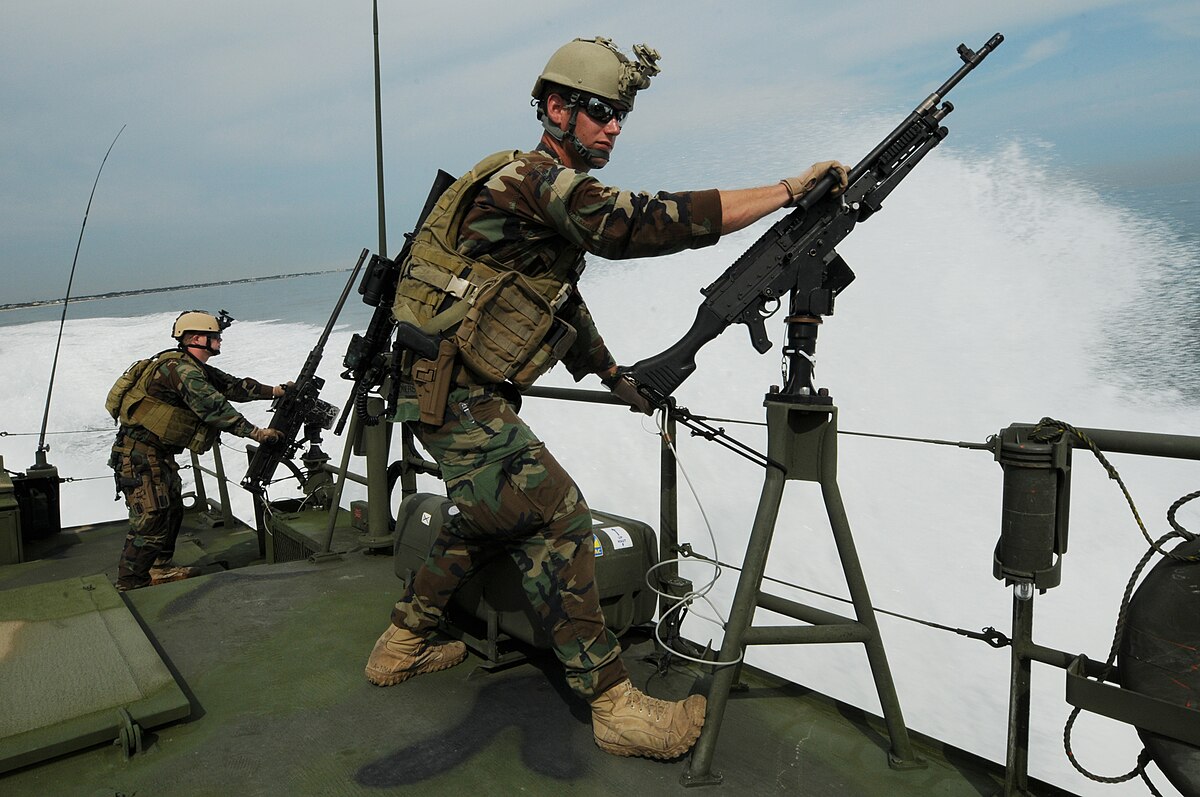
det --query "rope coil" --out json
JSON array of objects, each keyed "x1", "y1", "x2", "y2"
[{"x1": 1033, "y1": 418, "x2": 1197, "y2": 789}]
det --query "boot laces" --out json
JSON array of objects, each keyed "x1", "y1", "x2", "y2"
[{"x1": 626, "y1": 688, "x2": 669, "y2": 722}]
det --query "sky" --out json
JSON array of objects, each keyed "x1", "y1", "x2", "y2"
[{"x1": 2, "y1": 0, "x2": 1198, "y2": 304}]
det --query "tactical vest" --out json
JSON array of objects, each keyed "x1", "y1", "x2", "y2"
[
  {"x1": 117, "y1": 351, "x2": 220, "y2": 453},
  {"x1": 390, "y1": 151, "x2": 587, "y2": 389}
]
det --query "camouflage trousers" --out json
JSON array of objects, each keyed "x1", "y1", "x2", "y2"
[
  {"x1": 391, "y1": 385, "x2": 629, "y2": 700},
  {"x1": 110, "y1": 436, "x2": 183, "y2": 590}
]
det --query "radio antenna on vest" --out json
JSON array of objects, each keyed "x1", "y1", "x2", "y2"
[{"x1": 34, "y1": 124, "x2": 126, "y2": 467}]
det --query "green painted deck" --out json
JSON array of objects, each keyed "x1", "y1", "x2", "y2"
[{"x1": 0, "y1": 511, "x2": 1074, "y2": 796}]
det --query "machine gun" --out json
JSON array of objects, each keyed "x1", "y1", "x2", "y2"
[
  {"x1": 336, "y1": 169, "x2": 456, "y2": 435},
  {"x1": 241, "y1": 250, "x2": 368, "y2": 495},
  {"x1": 625, "y1": 34, "x2": 1004, "y2": 405}
]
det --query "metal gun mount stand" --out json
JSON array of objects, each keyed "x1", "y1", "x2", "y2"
[{"x1": 684, "y1": 310, "x2": 922, "y2": 786}]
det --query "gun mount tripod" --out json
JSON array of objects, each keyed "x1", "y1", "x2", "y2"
[{"x1": 682, "y1": 284, "x2": 922, "y2": 785}]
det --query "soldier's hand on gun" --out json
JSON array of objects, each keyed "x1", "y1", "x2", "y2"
[
  {"x1": 272, "y1": 381, "x2": 295, "y2": 398},
  {"x1": 605, "y1": 373, "x2": 655, "y2": 416},
  {"x1": 780, "y1": 160, "x2": 849, "y2": 205},
  {"x1": 249, "y1": 426, "x2": 285, "y2": 445}
]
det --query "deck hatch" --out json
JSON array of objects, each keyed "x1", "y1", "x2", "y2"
[{"x1": 0, "y1": 574, "x2": 190, "y2": 773}]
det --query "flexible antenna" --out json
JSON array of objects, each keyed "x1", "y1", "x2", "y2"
[
  {"x1": 34, "y1": 125, "x2": 126, "y2": 467},
  {"x1": 373, "y1": 0, "x2": 387, "y2": 257}
]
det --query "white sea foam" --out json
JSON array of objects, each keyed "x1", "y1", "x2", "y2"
[{"x1": 1, "y1": 140, "x2": 1196, "y2": 795}]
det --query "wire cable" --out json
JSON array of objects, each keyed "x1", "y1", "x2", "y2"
[{"x1": 642, "y1": 406, "x2": 743, "y2": 668}]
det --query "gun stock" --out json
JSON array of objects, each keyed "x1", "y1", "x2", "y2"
[
  {"x1": 618, "y1": 305, "x2": 726, "y2": 404},
  {"x1": 625, "y1": 34, "x2": 1003, "y2": 403},
  {"x1": 336, "y1": 169, "x2": 457, "y2": 435}
]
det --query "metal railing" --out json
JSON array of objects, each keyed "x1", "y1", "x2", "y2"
[{"x1": 181, "y1": 391, "x2": 1200, "y2": 795}]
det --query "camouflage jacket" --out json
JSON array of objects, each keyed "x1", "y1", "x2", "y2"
[
  {"x1": 458, "y1": 143, "x2": 722, "y2": 379},
  {"x1": 123, "y1": 350, "x2": 273, "y2": 452}
]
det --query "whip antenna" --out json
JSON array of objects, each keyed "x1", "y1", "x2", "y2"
[
  {"x1": 34, "y1": 124, "x2": 125, "y2": 466},
  {"x1": 373, "y1": 0, "x2": 387, "y2": 256}
]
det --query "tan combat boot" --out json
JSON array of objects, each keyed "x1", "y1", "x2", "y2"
[
  {"x1": 148, "y1": 560, "x2": 200, "y2": 584},
  {"x1": 364, "y1": 624, "x2": 467, "y2": 686},
  {"x1": 591, "y1": 678, "x2": 707, "y2": 759}
]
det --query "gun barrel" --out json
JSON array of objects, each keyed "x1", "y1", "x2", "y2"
[
  {"x1": 840, "y1": 33, "x2": 1003, "y2": 188},
  {"x1": 937, "y1": 33, "x2": 1003, "y2": 99},
  {"x1": 316, "y1": 249, "x2": 367, "y2": 355}
]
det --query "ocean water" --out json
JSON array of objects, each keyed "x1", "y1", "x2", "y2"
[{"x1": 1, "y1": 146, "x2": 1197, "y2": 796}]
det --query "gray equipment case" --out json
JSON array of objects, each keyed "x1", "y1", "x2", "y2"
[{"x1": 394, "y1": 492, "x2": 658, "y2": 658}]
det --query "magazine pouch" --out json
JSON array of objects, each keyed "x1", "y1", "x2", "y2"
[
  {"x1": 454, "y1": 271, "x2": 553, "y2": 385},
  {"x1": 510, "y1": 318, "x2": 577, "y2": 390}
]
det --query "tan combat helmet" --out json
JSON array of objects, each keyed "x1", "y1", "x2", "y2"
[
  {"x1": 172, "y1": 309, "x2": 233, "y2": 354},
  {"x1": 532, "y1": 36, "x2": 660, "y2": 110},
  {"x1": 532, "y1": 36, "x2": 660, "y2": 168}
]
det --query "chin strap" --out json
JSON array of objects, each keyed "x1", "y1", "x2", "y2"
[
  {"x1": 539, "y1": 97, "x2": 610, "y2": 169},
  {"x1": 180, "y1": 335, "x2": 220, "y2": 357}
]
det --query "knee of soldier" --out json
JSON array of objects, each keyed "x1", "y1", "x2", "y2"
[
  {"x1": 449, "y1": 442, "x2": 589, "y2": 537},
  {"x1": 128, "y1": 503, "x2": 171, "y2": 538},
  {"x1": 506, "y1": 443, "x2": 590, "y2": 526}
]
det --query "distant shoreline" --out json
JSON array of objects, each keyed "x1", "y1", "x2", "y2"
[{"x1": 0, "y1": 268, "x2": 350, "y2": 312}]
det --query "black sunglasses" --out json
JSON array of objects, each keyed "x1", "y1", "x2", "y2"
[{"x1": 580, "y1": 96, "x2": 628, "y2": 126}]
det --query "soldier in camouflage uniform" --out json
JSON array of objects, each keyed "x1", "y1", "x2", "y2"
[
  {"x1": 109, "y1": 311, "x2": 287, "y2": 591},
  {"x1": 365, "y1": 37, "x2": 848, "y2": 759}
]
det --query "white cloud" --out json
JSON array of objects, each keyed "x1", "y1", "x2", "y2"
[{"x1": 1012, "y1": 30, "x2": 1073, "y2": 71}]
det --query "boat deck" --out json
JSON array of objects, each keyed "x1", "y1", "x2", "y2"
[{"x1": 0, "y1": 510, "x2": 1075, "y2": 796}]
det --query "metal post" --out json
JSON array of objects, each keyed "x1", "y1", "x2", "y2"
[
  {"x1": 818, "y1": 422, "x2": 916, "y2": 767},
  {"x1": 210, "y1": 443, "x2": 234, "y2": 529},
  {"x1": 685, "y1": 465, "x2": 787, "y2": 786},
  {"x1": 190, "y1": 451, "x2": 208, "y2": 509},
  {"x1": 320, "y1": 411, "x2": 361, "y2": 555},
  {"x1": 1004, "y1": 594, "x2": 1034, "y2": 796},
  {"x1": 659, "y1": 413, "x2": 686, "y2": 621},
  {"x1": 362, "y1": 396, "x2": 394, "y2": 548}
]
